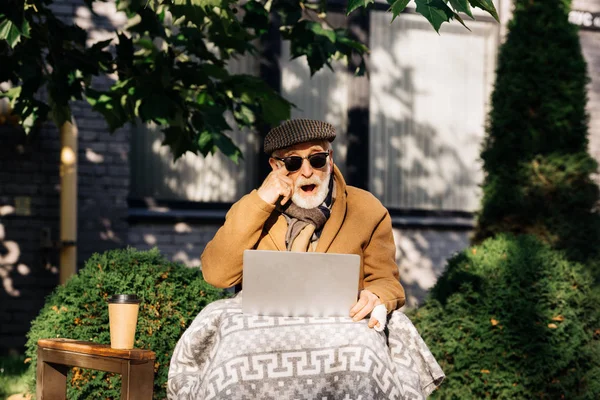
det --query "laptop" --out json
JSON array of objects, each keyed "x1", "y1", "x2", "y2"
[{"x1": 242, "y1": 249, "x2": 360, "y2": 317}]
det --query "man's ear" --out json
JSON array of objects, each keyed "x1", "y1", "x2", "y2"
[
  {"x1": 269, "y1": 157, "x2": 281, "y2": 171},
  {"x1": 329, "y1": 149, "x2": 334, "y2": 169}
]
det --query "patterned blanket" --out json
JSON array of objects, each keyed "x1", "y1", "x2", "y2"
[{"x1": 168, "y1": 296, "x2": 444, "y2": 399}]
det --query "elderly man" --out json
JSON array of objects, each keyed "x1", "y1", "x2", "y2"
[
  {"x1": 168, "y1": 120, "x2": 444, "y2": 400},
  {"x1": 201, "y1": 118, "x2": 405, "y2": 327}
]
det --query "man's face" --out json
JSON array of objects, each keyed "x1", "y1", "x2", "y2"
[{"x1": 269, "y1": 140, "x2": 334, "y2": 209}]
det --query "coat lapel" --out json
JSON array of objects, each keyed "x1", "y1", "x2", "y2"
[
  {"x1": 316, "y1": 165, "x2": 347, "y2": 253},
  {"x1": 267, "y1": 214, "x2": 288, "y2": 251}
]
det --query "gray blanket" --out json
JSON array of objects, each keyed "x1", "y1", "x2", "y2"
[{"x1": 168, "y1": 296, "x2": 444, "y2": 399}]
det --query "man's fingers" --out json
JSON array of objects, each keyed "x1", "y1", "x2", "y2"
[
  {"x1": 279, "y1": 181, "x2": 293, "y2": 205},
  {"x1": 280, "y1": 192, "x2": 291, "y2": 206},
  {"x1": 258, "y1": 168, "x2": 294, "y2": 205},
  {"x1": 368, "y1": 316, "x2": 381, "y2": 329},
  {"x1": 278, "y1": 174, "x2": 294, "y2": 186},
  {"x1": 350, "y1": 290, "x2": 380, "y2": 322},
  {"x1": 352, "y1": 305, "x2": 372, "y2": 322},
  {"x1": 264, "y1": 172, "x2": 293, "y2": 205},
  {"x1": 349, "y1": 294, "x2": 368, "y2": 316},
  {"x1": 353, "y1": 301, "x2": 376, "y2": 322}
]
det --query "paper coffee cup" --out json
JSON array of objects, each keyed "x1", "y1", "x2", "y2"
[{"x1": 108, "y1": 294, "x2": 141, "y2": 349}]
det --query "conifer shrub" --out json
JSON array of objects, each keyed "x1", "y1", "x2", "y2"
[
  {"x1": 23, "y1": 247, "x2": 227, "y2": 399},
  {"x1": 473, "y1": 0, "x2": 600, "y2": 263},
  {"x1": 411, "y1": 235, "x2": 600, "y2": 399}
]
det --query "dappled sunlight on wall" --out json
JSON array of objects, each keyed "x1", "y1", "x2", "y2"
[
  {"x1": 151, "y1": 134, "x2": 243, "y2": 201},
  {"x1": 0, "y1": 206, "x2": 57, "y2": 298},
  {"x1": 0, "y1": 206, "x2": 20, "y2": 297},
  {"x1": 128, "y1": 222, "x2": 219, "y2": 270},
  {"x1": 143, "y1": 233, "x2": 157, "y2": 246},
  {"x1": 129, "y1": 116, "x2": 260, "y2": 202},
  {"x1": 99, "y1": 217, "x2": 123, "y2": 243},
  {"x1": 280, "y1": 42, "x2": 349, "y2": 174},
  {"x1": 172, "y1": 250, "x2": 201, "y2": 268},
  {"x1": 369, "y1": 12, "x2": 497, "y2": 212},
  {"x1": 74, "y1": 2, "x2": 127, "y2": 48},
  {"x1": 393, "y1": 228, "x2": 469, "y2": 309},
  {"x1": 85, "y1": 148, "x2": 104, "y2": 163}
]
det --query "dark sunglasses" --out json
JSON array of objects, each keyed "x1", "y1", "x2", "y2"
[{"x1": 272, "y1": 152, "x2": 330, "y2": 172}]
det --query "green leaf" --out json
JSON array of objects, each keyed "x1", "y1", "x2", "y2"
[
  {"x1": 415, "y1": 0, "x2": 454, "y2": 33},
  {"x1": 48, "y1": 95, "x2": 72, "y2": 128},
  {"x1": 0, "y1": 86, "x2": 22, "y2": 106},
  {"x1": 211, "y1": 132, "x2": 243, "y2": 163},
  {"x1": 116, "y1": 33, "x2": 134, "y2": 72},
  {"x1": 308, "y1": 22, "x2": 336, "y2": 43},
  {"x1": 20, "y1": 18, "x2": 30, "y2": 38},
  {"x1": 242, "y1": 0, "x2": 269, "y2": 36},
  {"x1": 469, "y1": 0, "x2": 499, "y2": 22},
  {"x1": 138, "y1": 94, "x2": 176, "y2": 121},
  {"x1": 201, "y1": 63, "x2": 229, "y2": 80},
  {"x1": 448, "y1": 0, "x2": 474, "y2": 19},
  {"x1": 196, "y1": 130, "x2": 211, "y2": 151},
  {"x1": 162, "y1": 126, "x2": 194, "y2": 159},
  {"x1": 336, "y1": 33, "x2": 369, "y2": 54},
  {"x1": 347, "y1": 0, "x2": 375, "y2": 15},
  {"x1": 90, "y1": 38, "x2": 113, "y2": 51},
  {"x1": 233, "y1": 104, "x2": 255, "y2": 125},
  {"x1": 260, "y1": 96, "x2": 291, "y2": 126},
  {"x1": 201, "y1": 106, "x2": 231, "y2": 133},
  {"x1": 189, "y1": 0, "x2": 224, "y2": 6},
  {"x1": 390, "y1": 0, "x2": 411, "y2": 22},
  {"x1": 451, "y1": 10, "x2": 471, "y2": 31},
  {"x1": 85, "y1": 89, "x2": 128, "y2": 132},
  {"x1": 0, "y1": 18, "x2": 25, "y2": 48}
]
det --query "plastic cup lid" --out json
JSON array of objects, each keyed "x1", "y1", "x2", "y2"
[{"x1": 108, "y1": 294, "x2": 141, "y2": 304}]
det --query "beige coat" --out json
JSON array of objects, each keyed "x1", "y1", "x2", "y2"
[{"x1": 201, "y1": 165, "x2": 406, "y2": 312}]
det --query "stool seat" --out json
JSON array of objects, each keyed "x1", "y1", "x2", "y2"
[{"x1": 36, "y1": 338, "x2": 155, "y2": 400}]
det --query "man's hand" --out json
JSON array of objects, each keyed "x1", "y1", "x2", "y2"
[
  {"x1": 257, "y1": 166, "x2": 294, "y2": 206},
  {"x1": 350, "y1": 290, "x2": 383, "y2": 329}
]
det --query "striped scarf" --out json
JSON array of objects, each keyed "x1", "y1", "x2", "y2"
[{"x1": 281, "y1": 177, "x2": 334, "y2": 252}]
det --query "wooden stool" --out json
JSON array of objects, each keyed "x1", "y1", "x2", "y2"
[{"x1": 36, "y1": 338, "x2": 155, "y2": 400}]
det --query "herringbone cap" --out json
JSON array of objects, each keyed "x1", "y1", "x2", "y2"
[{"x1": 264, "y1": 119, "x2": 336, "y2": 154}]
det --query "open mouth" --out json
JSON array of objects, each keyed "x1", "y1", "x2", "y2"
[{"x1": 301, "y1": 184, "x2": 317, "y2": 193}]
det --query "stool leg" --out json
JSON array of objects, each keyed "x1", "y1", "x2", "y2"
[
  {"x1": 121, "y1": 360, "x2": 154, "y2": 400},
  {"x1": 37, "y1": 347, "x2": 68, "y2": 400}
]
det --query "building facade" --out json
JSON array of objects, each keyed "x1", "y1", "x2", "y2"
[{"x1": 1, "y1": 0, "x2": 599, "y2": 355}]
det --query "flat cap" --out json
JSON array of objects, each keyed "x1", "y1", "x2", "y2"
[{"x1": 264, "y1": 119, "x2": 336, "y2": 154}]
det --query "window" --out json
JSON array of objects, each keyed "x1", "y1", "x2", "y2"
[{"x1": 369, "y1": 12, "x2": 498, "y2": 212}]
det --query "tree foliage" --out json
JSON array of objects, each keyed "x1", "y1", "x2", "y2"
[
  {"x1": 411, "y1": 235, "x2": 600, "y2": 399},
  {"x1": 0, "y1": 0, "x2": 497, "y2": 160},
  {"x1": 472, "y1": 0, "x2": 600, "y2": 262}
]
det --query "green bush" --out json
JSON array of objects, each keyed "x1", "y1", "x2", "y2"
[
  {"x1": 410, "y1": 235, "x2": 600, "y2": 399},
  {"x1": 23, "y1": 247, "x2": 227, "y2": 399},
  {"x1": 473, "y1": 0, "x2": 600, "y2": 263}
]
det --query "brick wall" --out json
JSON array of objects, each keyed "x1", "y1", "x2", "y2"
[
  {"x1": 128, "y1": 223, "x2": 220, "y2": 267},
  {"x1": 0, "y1": 125, "x2": 61, "y2": 354}
]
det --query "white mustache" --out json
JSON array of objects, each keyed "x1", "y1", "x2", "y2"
[{"x1": 295, "y1": 176, "x2": 322, "y2": 190}]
